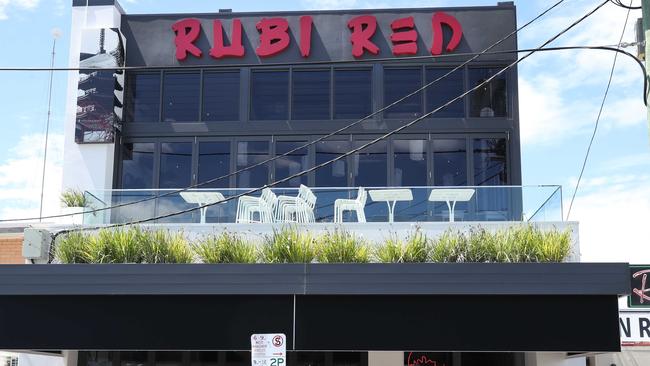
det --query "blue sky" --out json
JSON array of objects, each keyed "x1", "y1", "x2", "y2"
[{"x1": 0, "y1": 0, "x2": 648, "y2": 262}]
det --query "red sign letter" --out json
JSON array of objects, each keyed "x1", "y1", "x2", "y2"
[
  {"x1": 300, "y1": 15, "x2": 313, "y2": 58},
  {"x1": 256, "y1": 18, "x2": 290, "y2": 57},
  {"x1": 210, "y1": 19, "x2": 245, "y2": 58},
  {"x1": 172, "y1": 18, "x2": 202, "y2": 61},
  {"x1": 390, "y1": 16, "x2": 417, "y2": 56},
  {"x1": 347, "y1": 15, "x2": 379, "y2": 58},
  {"x1": 431, "y1": 12, "x2": 463, "y2": 55}
]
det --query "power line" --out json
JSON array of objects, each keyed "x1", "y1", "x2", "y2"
[
  {"x1": 49, "y1": 0, "x2": 611, "y2": 243},
  {"x1": 0, "y1": 0, "x2": 569, "y2": 223},
  {"x1": 609, "y1": 0, "x2": 642, "y2": 10},
  {"x1": 566, "y1": 0, "x2": 633, "y2": 220}
]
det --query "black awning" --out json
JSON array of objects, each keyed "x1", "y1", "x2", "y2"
[{"x1": 0, "y1": 263, "x2": 629, "y2": 352}]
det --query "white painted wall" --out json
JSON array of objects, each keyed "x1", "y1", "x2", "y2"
[
  {"x1": 525, "y1": 353, "x2": 586, "y2": 366},
  {"x1": 60, "y1": 5, "x2": 123, "y2": 198}
]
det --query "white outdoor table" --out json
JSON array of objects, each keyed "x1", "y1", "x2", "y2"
[
  {"x1": 428, "y1": 188, "x2": 475, "y2": 222},
  {"x1": 179, "y1": 192, "x2": 226, "y2": 224},
  {"x1": 368, "y1": 189, "x2": 413, "y2": 223}
]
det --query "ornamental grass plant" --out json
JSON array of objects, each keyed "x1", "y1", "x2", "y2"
[
  {"x1": 375, "y1": 230, "x2": 428, "y2": 263},
  {"x1": 139, "y1": 230, "x2": 194, "y2": 264},
  {"x1": 316, "y1": 230, "x2": 370, "y2": 263},
  {"x1": 194, "y1": 232, "x2": 257, "y2": 263},
  {"x1": 54, "y1": 231, "x2": 90, "y2": 263},
  {"x1": 261, "y1": 227, "x2": 317, "y2": 263}
]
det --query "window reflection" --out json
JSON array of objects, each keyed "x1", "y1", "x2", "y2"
[
  {"x1": 426, "y1": 68, "x2": 464, "y2": 118},
  {"x1": 293, "y1": 70, "x2": 330, "y2": 120},
  {"x1": 236, "y1": 141, "x2": 270, "y2": 188},
  {"x1": 121, "y1": 142, "x2": 154, "y2": 189},
  {"x1": 469, "y1": 68, "x2": 507, "y2": 117},
  {"x1": 334, "y1": 69, "x2": 372, "y2": 119},
  {"x1": 251, "y1": 71, "x2": 289, "y2": 120},
  {"x1": 473, "y1": 138, "x2": 507, "y2": 186},
  {"x1": 315, "y1": 140, "x2": 350, "y2": 187},
  {"x1": 203, "y1": 72, "x2": 239, "y2": 121},
  {"x1": 384, "y1": 68, "x2": 422, "y2": 119},
  {"x1": 433, "y1": 139, "x2": 467, "y2": 186},
  {"x1": 120, "y1": 351, "x2": 147, "y2": 366},
  {"x1": 352, "y1": 141, "x2": 387, "y2": 187},
  {"x1": 126, "y1": 73, "x2": 160, "y2": 122},
  {"x1": 198, "y1": 142, "x2": 231, "y2": 188},
  {"x1": 393, "y1": 140, "x2": 427, "y2": 186},
  {"x1": 190, "y1": 352, "x2": 219, "y2": 366},
  {"x1": 154, "y1": 352, "x2": 183, "y2": 366},
  {"x1": 276, "y1": 141, "x2": 309, "y2": 187},
  {"x1": 163, "y1": 72, "x2": 200, "y2": 122},
  {"x1": 159, "y1": 142, "x2": 192, "y2": 189}
]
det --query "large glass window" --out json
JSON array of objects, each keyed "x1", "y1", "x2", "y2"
[
  {"x1": 126, "y1": 73, "x2": 160, "y2": 122},
  {"x1": 315, "y1": 140, "x2": 350, "y2": 187},
  {"x1": 469, "y1": 68, "x2": 508, "y2": 117},
  {"x1": 251, "y1": 70, "x2": 289, "y2": 120},
  {"x1": 190, "y1": 352, "x2": 219, "y2": 366},
  {"x1": 473, "y1": 138, "x2": 507, "y2": 186},
  {"x1": 334, "y1": 69, "x2": 372, "y2": 119},
  {"x1": 384, "y1": 68, "x2": 422, "y2": 119},
  {"x1": 292, "y1": 70, "x2": 330, "y2": 120},
  {"x1": 159, "y1": 142, "x2": 192, "y2": 188},
  {"x1": 236, "y1": 141, "x2": 270, "y2": 187},
  {"x1": 154, "y1": 352, "x2": 183, "y2": 366},
  {"x1": 162, "y1": 72, "x2": 200, "y2": 122},
  {"x1": 120, "y1": 351, "x2": 148, "y2": 366},
  {"x1": 352, "y1": 141, "x2": 387, "y2": 187},
  {"x1": 275, "y1": 141, "x2": 309, "y2": 187},
  {"x1": 394, "y1": 140, "x2": 427, "y2": 186},
  {"x1": 426, "y1": 67, "x2": 465, "y2": 117},
  {"x1": 203, "y1": 72, "x2": 239, "y2": 121},
  {"x1": 121, "y1": 142, "x2": 154, "y2": 189},
  {"x1": 198, "y1": 142, "x2": 231, "y2": 188},
  {"x1": 433, "y1": 139, "x2": 467, "y2": 186}
]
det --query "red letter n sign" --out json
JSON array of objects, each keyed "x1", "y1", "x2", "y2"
[
  {"x1": 391, "y1": 16, "x2": 417, "y2": 56},
  {"x1": 348, "y1": 15, "x2": 379, "y2": 58},
  {"x1": 210, "y1": 19, "x2": 245, "y2": 58},
  {"x1": 431, "y1": 12, "x2": 463, "y2": 55},
  {"x1": 172, "y1": 18, "x2": 202, "y2": 61},
  {"x1": 256, "y1": 18, "x2": 290, "y2": 57}
]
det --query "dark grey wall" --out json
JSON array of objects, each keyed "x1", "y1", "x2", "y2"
[{"x1": 122, "y1": 5, "x2": 518, "y2": 67}]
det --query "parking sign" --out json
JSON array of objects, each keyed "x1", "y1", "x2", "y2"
[{"x1": 251, "y1": 333, "x2": 286, "y2": 366}]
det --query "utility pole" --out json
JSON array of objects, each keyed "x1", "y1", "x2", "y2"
[{"x1": 643, "y1": 0, "x2": 650, "y2": 142}]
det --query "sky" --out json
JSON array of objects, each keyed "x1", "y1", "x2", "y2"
[{"x1": 0, "y1": 0, "x2": 648, "y2": 263}]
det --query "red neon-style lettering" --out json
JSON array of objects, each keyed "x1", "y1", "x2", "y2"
[
  {"x1": 256, "y1": 18, "x2": 290, "y2": 57},
  {"x1": 299, "y1": 15, "x2": 313, "y2": 57},
  {"x1": 171, "y1": 18, "x2": 203, "y2": 61},
  {"x1": 390, "y1": 16, "x2": 417, "y2": 56},
  {"x1": 347, "y1": 15, "x2": 379, "y2": 58},
  {"x1": 210, "y1": 19, "x2": 245, "y2": 58},
  {"x1": 431, "y1": 12, "x2": 463, "y2": 55}
]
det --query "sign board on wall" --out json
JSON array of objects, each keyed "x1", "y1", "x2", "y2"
[
  {"x1": 75, "y1": 28, "x2": 125, "y2": 144},
  {"x1": 629, "y1": 265, "x2": 650, "y2": 308},
  {"x1": 251, "y1": 333, "x2": 286, "y2": 366},
  {"x1": 620, "y1": 310, "x2": 650, "y2": 346}
]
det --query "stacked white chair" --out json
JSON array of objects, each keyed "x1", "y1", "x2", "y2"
[
  {"x1": 235, "y1": 188, "x2": 277, "y2": 223},
  {"x1": 276, "y1": 185, "x2": 317, "y2": 223},
  {"x1": 334, "y1": 187, "x2": 367, "y2": 223}
]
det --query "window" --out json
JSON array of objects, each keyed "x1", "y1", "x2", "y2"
[
  {"x1": 190, "y1": 352, "x2": 219, "y2": 366},
  {"x1": 126, "y1": 73, "x2": 160, "y2": 122},
  {"x1": 469, "y1": 68, "x2": 507, "y2": 117},
  {"x1": 315, "y1": 140, "x2": 350, "y2": 187},
  {"x1": 198, "y1": 142, "x2": 231, "y2": 188},
  {"x1": 275, "y1": 141, "x2": 309, "y2": 187},
  {"x1": 163, "y1": 72, "x2": 200, "y2": 122},
  {"x1": 473, "y1": 138, "x2": 507, "y2": 186},
  {"x1": 251, "y1": 70, "x2": 289, "y2": 120},
  {"x1": 292, "y1": 69, "x2": 330, "y2": 120},
  {"x1": 352, "y1": 141, "x2": 387, "y2": 187},
  {"x1": 334, "y1": 69, "x2": 372, "y2": 119},
  {"x1": 394, "y1": 140, "x2": 427, "y2": 186},
  {"x1": 159, "y1": 142, "x2": 192, "y2": 188},
  {"x1": 433, "y1": 139, "x2": 467, "y2": 186},
  {"x1": 153, "y1": 352, "x2": 183, "y2": 366},
  {"x1": 120, "y1": 351, "x2": 148, "y2": 366},
  {"x1": 236, "y1": 141, "x2": 270, "y2": 187},
  {"x1": 384, "y1": 68, "x2": 422, "y2": 119},
  {"x1": 203, "y1": 72, "x2": 240, "y2": 121},
  {"x1": 426, "y1": 67, "x2": 465, "y2": 117},
  {"x1": 121, "y1": 142, "x2": 154, "y2": 189}
]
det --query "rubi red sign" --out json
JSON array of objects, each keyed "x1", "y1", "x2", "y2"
[{"x1": 172, "y1": 13, "x2": 463, "y2": 61}]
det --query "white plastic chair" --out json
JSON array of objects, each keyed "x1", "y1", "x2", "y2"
[
  {"x1": 277, "y1": 185, "x2": 317, "y2": 223},
  {"x1": 236, "y1": 188, "x2": 277, "y2": 223},
  {"x1": 334, "y1": 187, "x2": 367, "y2": 223}
]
